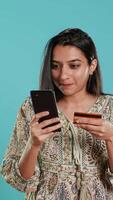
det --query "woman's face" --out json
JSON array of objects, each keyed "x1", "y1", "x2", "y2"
[{"x1": 51, "y1": 45, "x2": 96, "y2": 97}]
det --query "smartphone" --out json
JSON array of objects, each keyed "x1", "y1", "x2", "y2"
[
  {"x1": 74, "y1": 112, "x2": 102, "y2": 119},
  {"x1": 30, "y1": 90, "x2": 61, "y2": 131}
]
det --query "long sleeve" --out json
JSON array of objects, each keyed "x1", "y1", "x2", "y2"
[{"x1": 0, "y1": 98, "x2": 40, "y2": 192}]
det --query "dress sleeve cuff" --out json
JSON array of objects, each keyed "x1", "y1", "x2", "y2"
[{"x1": 13, "y1": 161, "x2": 40, "y2": 192}]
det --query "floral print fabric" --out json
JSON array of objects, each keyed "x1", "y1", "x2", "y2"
[{"x1": 1, "y1": 95, "x2": 113, "y2": 199}]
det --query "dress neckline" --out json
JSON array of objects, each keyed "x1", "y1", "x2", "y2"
[{"x1": 58, "y1": 95, "x2": 106, "y2": 123}]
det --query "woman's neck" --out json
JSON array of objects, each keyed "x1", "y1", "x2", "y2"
[{"x1": 57, "y1": 92, "x2": 98, "y2": 113}]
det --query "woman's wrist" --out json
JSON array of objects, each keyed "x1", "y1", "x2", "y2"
[
  {"x1": 106, "y1": 136, "x2": 113, "y2": 143},
  {"x1": 28, "y1": 136, "x2": 42, "y2": 151}
]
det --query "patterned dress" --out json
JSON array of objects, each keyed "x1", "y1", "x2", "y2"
[{"x1": 1, "y1": 95, "x2": 113, "y2": 200}]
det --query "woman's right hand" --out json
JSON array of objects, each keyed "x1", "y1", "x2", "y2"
[
  {"x1": 29, "y1": 111, "x2": 62, "y2": 148},
  {"x1": 19, "y1": 111, "x2": 61, "y2": 179}
]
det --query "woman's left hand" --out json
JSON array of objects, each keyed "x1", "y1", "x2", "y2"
[{"x1": 73, "y1": 116, "x2": 113, "y2": 142}]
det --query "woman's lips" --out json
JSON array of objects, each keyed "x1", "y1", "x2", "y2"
[
  {"x1": 60, "y1": 83, "x2": 73, "y2": 88},
  {"x1": 60, "y1": 82, "x2": 73, "y2": 85}
]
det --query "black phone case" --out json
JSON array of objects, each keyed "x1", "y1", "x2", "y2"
[{"x1": 30, "y1": 90, "x2": 61, "y2": 131}]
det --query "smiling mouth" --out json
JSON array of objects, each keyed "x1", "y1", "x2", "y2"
[
  {"x1": 60, "y1": 83, "x2": 73, "y2": 87},
  {"x1": 60, "y1": 83, "x2": 73, "y2": 86}
]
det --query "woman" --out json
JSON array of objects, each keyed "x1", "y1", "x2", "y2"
[{"x1": 1, "y1": 28, "x2": 113, "y2": 199}]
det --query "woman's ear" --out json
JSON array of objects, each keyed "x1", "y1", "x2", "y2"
[{"x1": 89, "y1": 59, "x2": 97, "y2": 75}]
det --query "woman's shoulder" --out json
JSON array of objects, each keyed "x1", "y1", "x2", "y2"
[
  {"x1": 101, "y1": 94, "x2": 113, "y2": 110},
  {"x1": 102, "y1": 93, "x2": 113, "y2": 101},
  {"x1": 21, "y1": 96, "x2": 32, "y2": 110},
  {"x1": 18, "y1": 96, "x2": 34, "y2": 121}
]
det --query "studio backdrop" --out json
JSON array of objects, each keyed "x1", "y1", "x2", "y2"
[{"x1": 0, "y1": 0, "x2": 113, "y2": 199}]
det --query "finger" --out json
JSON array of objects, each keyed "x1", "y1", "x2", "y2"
[
  {"x1": 39, "y1": 117, "x2": 60, "y2": 129},
  {"x1": 31, "y1": 111, "x2": 49, "y2": 124},
  {"x1": 89, "y1": 130, "x2": 104, "y2": 137},
  {"x1": 89, "y1": 131, "x2": 111, "y2": 141},
  {"x1": 35, "y1": 111, "x2": 49, "y2": 119},
  {"x1": 75, "y1": 123, "x2": 105, "y2": 133},
  {"x1": 41, "y1": 122, "x2": 62, "y2": 134}
]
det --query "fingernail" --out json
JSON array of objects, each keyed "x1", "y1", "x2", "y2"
[
  {"x1": 45, "y1": 111, "x2": 49, "y2": 114},
  {"x1": 74, "y1": 119, "x2": 80, "y2": 124}
]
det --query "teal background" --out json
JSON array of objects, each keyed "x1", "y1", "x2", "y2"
[{"x1": 0, "y1": 0, "x2": 113, "y2": 199}]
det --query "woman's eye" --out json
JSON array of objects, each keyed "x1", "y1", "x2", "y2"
[
  {"x1": 70, "y1": 64, "x2": 80, "y2": 69},
  {"x1": 51, "y1": 63, "x2": 59, "y2": 69}
]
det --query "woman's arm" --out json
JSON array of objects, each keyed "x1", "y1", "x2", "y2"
[
  {"x1": 1, "y1": 98, "x2": 61, "y2": 191},
  {"x1": 19, "y1": 111, "x2": 61, "y2": 180},
  {"x1": 0, "y1": 99, "x2": 41, "y2": 192},
  {"x1": 73, "y1": 115, "x2": 113, "y2": 172},
  {"x1": 18, "y1": 137, "x2": 41, "y2": 180}
]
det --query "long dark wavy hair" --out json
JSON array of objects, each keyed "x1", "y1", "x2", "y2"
[{"x1": 39, "y1": 28, "x2": 103, "y2": 101}]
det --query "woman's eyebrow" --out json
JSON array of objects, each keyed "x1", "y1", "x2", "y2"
[
  {"x1": 52, "y1": 60, "x2": 60, "y2": 63},
  {"x1": 52, "y1": 59, "x2": 81, "y2": 63},
  {"x1": 67, "y1": 59, "x2": 81, "y2": 63}
]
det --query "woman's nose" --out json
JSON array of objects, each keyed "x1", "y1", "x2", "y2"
[{"x1": 60, "y1": 66, "x2": 71, "y2": 80}]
